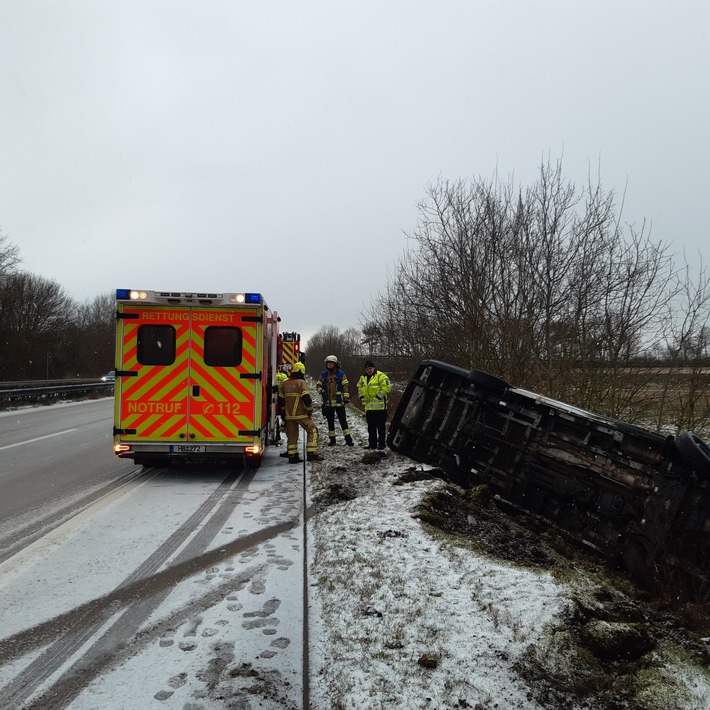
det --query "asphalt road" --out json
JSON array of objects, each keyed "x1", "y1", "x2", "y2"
[
  {"x1": 0, "y1": 398, "x2": 134, "y2": 554},
  {"x1": 0, "y1": 398, "x2": 307, "y2": 710}
]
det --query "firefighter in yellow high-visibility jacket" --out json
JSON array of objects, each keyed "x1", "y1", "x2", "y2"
[
  {"x1": 275, "y1": 366, "x2": 289, "y2": 392},
  {"x1": 357, "y1": 359, "x2": 391, "y2": 450},
  {"x1": 275, "y1": 366, "x2": 290, "y2": 454},
  {"x1": 278, "y1": 361, "x2": 323, "y2": 463}
]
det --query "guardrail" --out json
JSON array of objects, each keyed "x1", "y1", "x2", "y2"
[{"x1": 0, "y1": 380, "x2": 114, "y2": 405}]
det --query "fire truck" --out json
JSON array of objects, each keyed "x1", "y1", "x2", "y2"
[
  {"x1": 112, "y1": 289, "x2": 281, "y2": 467},
  {"x1": 278, "y1": 331, "x2": 301, "y2": 372}
]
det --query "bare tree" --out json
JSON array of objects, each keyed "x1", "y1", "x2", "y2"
[
  {"x1": 655, "y1": 256, "x2": 710, "y2": 433},
  {"x1": 71, "y1": 292, "x2": 116, "y2": 376},
  {"x1": 0, "y1": 272, "x2": 75, "y2": 379},
  {"x1": 0, "y1": 230, "x2": 21, "y2": 279},
  {"x1": 305, "y1": 325, "x2": 363, "y2": 383},
  {"x1": 363, "y1": 159, "x2": 677, "y2": 420}
]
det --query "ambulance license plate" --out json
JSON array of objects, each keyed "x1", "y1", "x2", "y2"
[{"x1": 171, "y1": 445, "x2": 206, "y2": 453}]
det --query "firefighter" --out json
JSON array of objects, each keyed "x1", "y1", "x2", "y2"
[
  {"x1": 275, "y1": 365, "x2": 289, "y2": 392},
  {"x1": 357, "y1": 359, "x2": 391, "y2": 450},
  {"x1": 275, "y1": 366, "x2": 290, "y2": 454},
  {"x1": 278, "y1": 361, "x2": 323, "y2": 463},
  {"x1": 317, "y1": 355, "x2": 354, "y2": 447}
]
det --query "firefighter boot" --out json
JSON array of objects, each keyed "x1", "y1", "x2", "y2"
[
  {"x1": 288, "y1": 455, "x2": 303, "y2": 464},
  {"x1": 307, "y1": 453, "x2": 324, "y2": 462},
  {"x1": 328, "y1": 436, "x2": 337, "y2": 447},
  {"x1": 344, "y1": 434, "x2": 354, "y2": 446}
]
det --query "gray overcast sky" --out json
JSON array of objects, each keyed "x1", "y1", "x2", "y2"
[{"x1": 1, "y1": 1, "x2": 708, "y2": 346}]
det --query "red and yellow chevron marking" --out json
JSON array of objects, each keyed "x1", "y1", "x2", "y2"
[
  {"x1": 116, "y1": 306, "x2": 264, "y2": 445},
  {"x1": 281, "y1": 340, "x2": 300, "y2": 366},
  {"x1": 186, "y1": 310, "x2": 259, "y2": 442},
  {"x1": 118, "y1": 307, "x2": 191, "y2": 441}
]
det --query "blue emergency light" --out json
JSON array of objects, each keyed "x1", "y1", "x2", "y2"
[
  {"x1": 116, "y1": 289, "x2": 131, "y2": 300},
  {"x1": 245, "y1": 293, "x2": 262, "y2": 304}
]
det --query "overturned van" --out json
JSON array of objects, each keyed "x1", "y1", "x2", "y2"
[{"x1": 388, "y1": 360, "x2": 710, "y2": 593}]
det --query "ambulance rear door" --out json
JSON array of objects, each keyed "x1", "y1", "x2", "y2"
[
  {"x1": 115, "y1": 304, "x2": 191, "y2": 443},
  {"x1": 185, "y1": 307, "x2": 262, "y2": 446}
]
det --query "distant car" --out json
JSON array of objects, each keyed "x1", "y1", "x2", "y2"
[{"x1": 101, "y1": 370, "x2": 116, "y2": 382}]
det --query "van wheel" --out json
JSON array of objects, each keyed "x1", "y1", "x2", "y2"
[
  {"x1": 676, "y1": 432, "x2": 710, "y2": 477},
  {"x1": 470, "y1": 370, "x2": 509, "y2": 394}
]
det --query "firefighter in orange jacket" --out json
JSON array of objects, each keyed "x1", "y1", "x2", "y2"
[{"x1": 278, "y1": 361, "x2": 323, "y2": 464}]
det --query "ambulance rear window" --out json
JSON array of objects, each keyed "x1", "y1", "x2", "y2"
[
  {"x1": 137, "y1": 325, "x2": 176, "y2": 365},
  {"x1": 205, "y1": 326, "x2": 242, "y2": 367}
]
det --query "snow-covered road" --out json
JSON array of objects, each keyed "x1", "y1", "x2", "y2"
[{"x1": 0, "y1": 413, "x2": 308, "y2": 709}]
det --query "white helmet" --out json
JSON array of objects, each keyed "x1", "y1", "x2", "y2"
[{"x1": 324, "y1": 355, "x2": 338, "y2": 364}]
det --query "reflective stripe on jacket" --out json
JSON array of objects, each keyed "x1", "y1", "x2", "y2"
[
  {"x1": 357, "y1": 370, "x2": 391, "y2": 411},
  {"x1": 317, "y1": 369, "x2": 349, "y2": 406},
  {"x1": 280, "y1": 377, "x2": 313, "y2": 420}
]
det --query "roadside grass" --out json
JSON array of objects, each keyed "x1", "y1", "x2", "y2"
[
  {"x1": 311, "y1": 443, "x2": 710, "y2": 709},
  {"x1": 309, "y1": 445, "x2": 566, "y2": 708},
  {"x1": 415, "y1": 479, "x2": 710, "y2": 710},
  {"x1": 595, "y1": 370, "x2": 710, "y2": 435}
]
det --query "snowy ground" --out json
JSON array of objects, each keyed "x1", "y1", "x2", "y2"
[
  {"x1": 308, "y1": 414, "x2": 565, "y2": 709},
  {"x1": 307, "y1": 410, "x2": 710, "y2": 710},
  {"x1": 2, "y1": 398, "x2": 710, "y2": 709}
]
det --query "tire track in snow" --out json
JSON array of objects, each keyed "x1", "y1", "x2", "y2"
[
  {"x1": 24, "y1": 520, "x2": 301, "y2": 710},
  {"x1": 0, "y1": 465, "x2": 153, "y2": 565},
  {"x1": 0, "y1": 468, "x2": 257, "y2": 710}
]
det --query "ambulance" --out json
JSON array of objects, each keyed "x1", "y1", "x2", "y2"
[{"x1": 112, "y1": 289, "x2": 281, "y2": 467}]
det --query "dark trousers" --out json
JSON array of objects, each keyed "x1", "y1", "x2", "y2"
[
  {"x1": 324, "y1": 405, "x2": 350, "y2": 437},
  {"x1": 366, "y1": 409, "x2": 387, "y2": 449}
]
